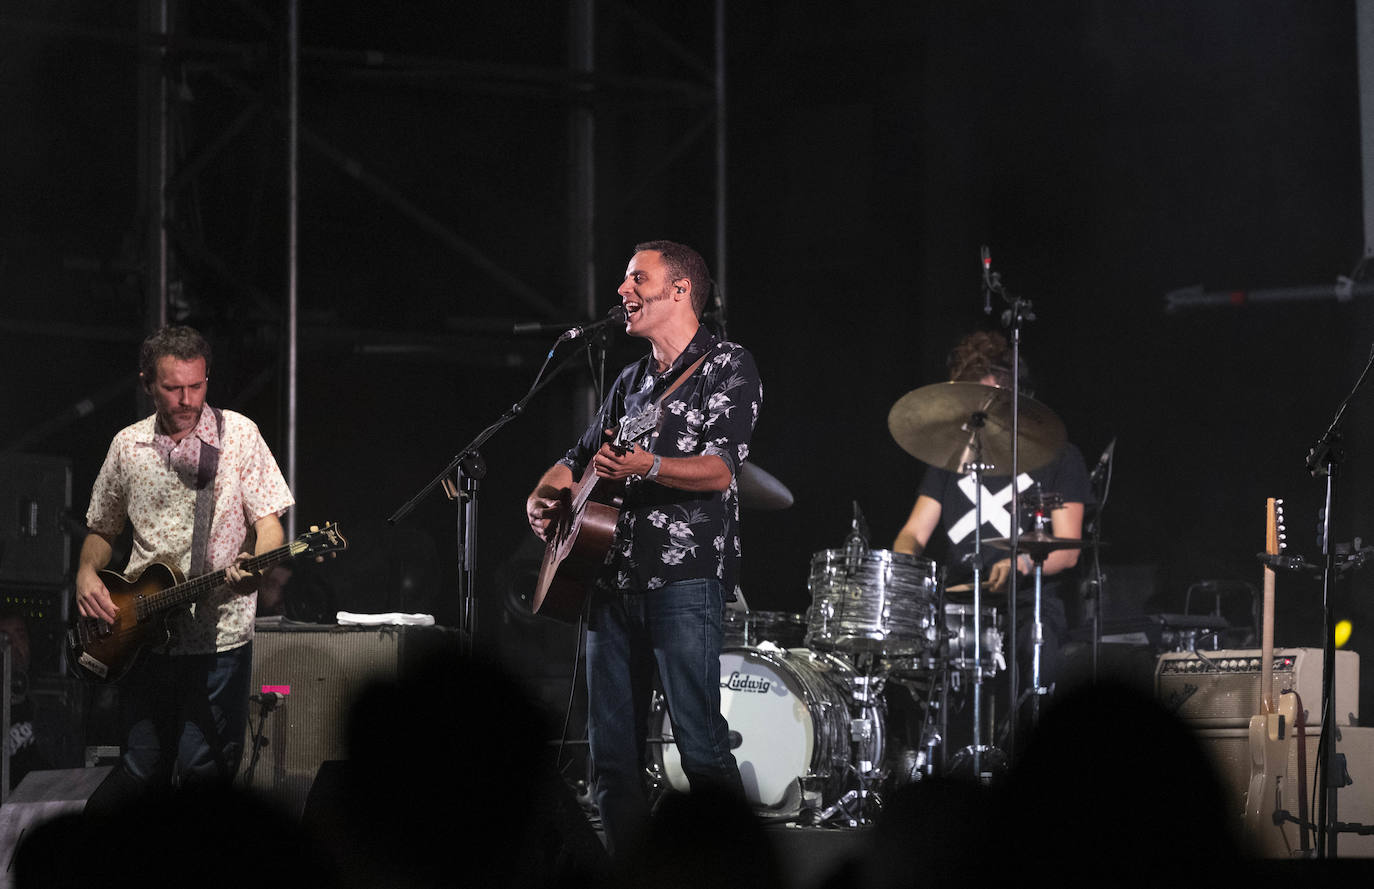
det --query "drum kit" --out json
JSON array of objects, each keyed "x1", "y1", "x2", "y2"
[{"x1": 648, "y1": 379, "x2": 1094, "y2": 827}]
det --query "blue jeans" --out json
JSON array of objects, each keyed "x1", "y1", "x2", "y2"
[
  {"x1": 585, "y1": 578, "x2": 743, "y2": 856},
  {"x1": 119, "y1": 644, "x2": 254, "y2": 786}
]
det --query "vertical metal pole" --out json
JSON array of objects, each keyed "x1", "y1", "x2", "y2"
[
  {"x1": 570, "y1": 0, "x2": 597, "y2": 422},
  {"x1": 285, "y1": 0, "x2": 300, "y2": 540},
  {"x1": 714, "y1": 0, "x2": 728, "y2": 321},
  {"x1": 139, "y1": 0, "x2": 170, "y2": 335},
  {"x1": 1, "y1": 636, "x2": 10, "y2": 804},
  {"x1": 1358, "y1": 0, "x2": 1374, "y2": 258}
]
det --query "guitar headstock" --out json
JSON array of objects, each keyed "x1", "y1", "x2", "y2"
[
  {"x1": 290, "y1": 522, "x2": 349, "y2": 559},
  {"x1": 613, "y1": 407, "x2": 661, "y2": 449},
  {"x1": 1266, "y1": 498, "x2": 1285, "y2": 557}
]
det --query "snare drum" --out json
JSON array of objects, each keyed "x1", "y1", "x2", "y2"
[
  {"x1": 722, "y1": 610, "x2": 807, "y2": 649},
  {"x1": 944, "y1": 603, "x2": 1005, "y2": 677},
  {"x1": 805, "y1": 548, "x2": 939, "y2": 655},
  {"x1": 654, "y1": 647, "x2": 882, "y2": 810}
]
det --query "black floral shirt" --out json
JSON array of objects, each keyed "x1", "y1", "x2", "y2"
[{"x1": 559, "y1": 324, "x2": 762, "y2": 595}]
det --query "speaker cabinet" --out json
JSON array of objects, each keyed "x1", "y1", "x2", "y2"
[
  {"x1": 242, "y1": 621, "x2": 460, "y2": 817},
  {"x1": 0, "y1": 766, "x2": 111, "y2": 884},
  {"x1": 1193, "y1": 725, "x2": 1374, "y2": 857},
  {"x1": 0, "y1": 455, "x2": 71, "y2": 585}
]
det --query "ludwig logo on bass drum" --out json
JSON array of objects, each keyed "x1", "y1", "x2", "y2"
[{"x1": 721, "y1": 671, "x2": 772, "y2": 693}]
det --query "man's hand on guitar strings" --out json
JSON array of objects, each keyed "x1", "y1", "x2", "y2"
[
  {"x1": 527, "y1": 492, "x2": 564, "y2": 541},
  {"x1": 75, "y1": 573, "x2": 119, "y2": 625}
]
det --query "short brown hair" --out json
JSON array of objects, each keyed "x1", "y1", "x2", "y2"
[
  {"x1": 139, "y1": 325, "x2": 212, "y2": 381},
  {"x1": 947, "y1": 330, "x2": 1032, "y2": 394},
  {"x1": 634, "y1": 240, "x2": 711, "y2": 318}
]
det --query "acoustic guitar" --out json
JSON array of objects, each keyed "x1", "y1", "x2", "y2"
[
  {"x1": 532, "y1": 410, "x2": 661, "y2": 622},
  {"x1": 68, "y1": 522, "x2": 347, "y2": 684}
]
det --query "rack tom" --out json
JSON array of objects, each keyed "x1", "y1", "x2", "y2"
[{"x1": 805, "y1": 548, "x2": 939, "y2": 655}]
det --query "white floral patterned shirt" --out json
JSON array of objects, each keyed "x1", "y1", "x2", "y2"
[
  {"x1": 559, "y1": 325, "x2": 762, "y2": 595},
  {"x1": 85, "y1": 406, "x2": 294, "y2": 654}
]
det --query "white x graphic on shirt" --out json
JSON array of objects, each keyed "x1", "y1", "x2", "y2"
[{"x1": 947, "y1": 472, "x2": 1034, "y2": 544}]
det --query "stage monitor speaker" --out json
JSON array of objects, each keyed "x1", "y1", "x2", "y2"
[
  {"x1": 0, "y1": 455, "x2": 71, "y2": 586},
  {"x1": 1155, "y1": 648, "x2": 1358, "y2": 728},
  {"x1": 1192, "y1": 725, "x2": 1374, "y2": 857},
  {"x1": 241, "y1": 621, "x2": 460, "y2": 818},
  {"x1": 0, "y1": 766, "x2": 111, "y2": 886}
]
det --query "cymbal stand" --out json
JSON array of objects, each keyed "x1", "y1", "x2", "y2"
[
  {"x1": 958, "y1": 419, "x2": 995, "y2": 780},
  {"x1": 1024, "y1": 504, "x2": 1057, "y2": 730}
]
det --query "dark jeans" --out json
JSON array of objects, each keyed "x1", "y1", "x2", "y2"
[
  {"x1": 585, "y1": 578, "x2": 743, "y2": 857},
  {"x1": 88, "y1": 644, "x2": 253, "y2": 813}
]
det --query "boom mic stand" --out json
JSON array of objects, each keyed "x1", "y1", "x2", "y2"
[
  {"x1": 983, "y1": 246, "x2": 1037, "y2": 752},
  {"x1": 388, "y1": 327, "x2": 615, "y2": 654},
  {"x1": 1305, "y1": 341, "x2": 1374, "y2": 858}
]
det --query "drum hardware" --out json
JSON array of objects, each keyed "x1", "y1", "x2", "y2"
[{"x1": 986, "y1": 516, "x2": 1093, "y2": 731}]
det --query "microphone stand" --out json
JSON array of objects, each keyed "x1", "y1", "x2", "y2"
[
  {"x1": 1306, "y1": 342, "x2": 1374, "y2": 858},
  {"x1": 387, "y1": 331, "x2": 613, "y2": 654},
  {"x1": 1086, "y1": 443, "x2": 1113, "y2": 683}
]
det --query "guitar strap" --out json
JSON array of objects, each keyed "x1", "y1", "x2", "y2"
[
  {"x1": 652, "y1": 350, "x2": 712, "y2": 433},
  {"x1": 190, "y1": 407, "x2": 225, "y2": 577}
]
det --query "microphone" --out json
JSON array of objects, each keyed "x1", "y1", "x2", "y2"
[
  {"x1": 254, "y1": 691, "x2": 285, "y2": 711},
  {"x1": 1089, "y1": 437, "x2": 1116, "y2": 485},
  {"x1": 981, "y1": 246, "x2": 993, "y2": 314},
  {"x1": 560, "y1": 304, "x2": 628, "y2": 341}
]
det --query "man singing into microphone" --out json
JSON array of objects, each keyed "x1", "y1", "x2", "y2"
[{"x1": 526, "y1": 240, "x2": 761, "y2": 857}]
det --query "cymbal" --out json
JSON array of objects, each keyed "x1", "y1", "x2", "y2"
[
  {"x1": 983, "y1": 529, "x2": 1095, "y2": 558},
  {"x1": 887, "y1": 382, "x2": 1066, "y2": 475},
  {"x1": 738, "y1": 462, "x2": 794, "y2": 510}
]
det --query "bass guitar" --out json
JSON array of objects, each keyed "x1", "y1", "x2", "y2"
[
  {"x1": 1243, "y1": 498, "x2": 1302, "y2": 855},
  {"x1": 68, "y1": 522, "x2": 348, "y2": 683}
]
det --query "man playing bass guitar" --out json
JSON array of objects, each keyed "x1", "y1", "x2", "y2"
[
  {"x1": 75, "y1": 325, "x2": 294, "y2": 811},
  {"x1": 525, "y1": 240, "x2": 762, "y2": 858}
]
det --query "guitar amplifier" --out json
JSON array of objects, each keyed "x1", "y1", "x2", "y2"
[
  {"x1": 1155, "y1": 648, "x2": 1358, "y2": 728},
  {"x1": 242, "y1": 621, "x2": 462, "y2": 818}
]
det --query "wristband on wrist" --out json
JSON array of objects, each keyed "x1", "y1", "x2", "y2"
[{"x1": 645, "y1": 454, "x2": 662, "y2": 480}]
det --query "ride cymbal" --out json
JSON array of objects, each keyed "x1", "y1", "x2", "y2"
[{"x1": 887, "y1": 381, "x2": 1066, "y2": 475}]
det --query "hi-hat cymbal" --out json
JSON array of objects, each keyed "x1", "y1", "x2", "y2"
[
  {"x1": 887, "y1": 381, "x2": 1066, "y2": 475},
  {"x1": 738, "y1": 462, "x2": 794, "y2": 510},
  {"x1": 983, "y1": 529, "x2": 1095, "y2": 558}
]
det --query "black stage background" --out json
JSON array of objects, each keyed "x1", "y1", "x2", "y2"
[{"x1": 3, "y1": 3, "x2": 1374, "y2": 721}]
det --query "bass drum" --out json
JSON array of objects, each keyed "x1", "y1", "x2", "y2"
[{"x1": 654, "y1": 647, "x2": 881, "y2": 811}]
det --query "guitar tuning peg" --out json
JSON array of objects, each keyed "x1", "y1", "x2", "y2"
[{"x1": 310, "y1": 525, "x2": 319, "y2": 532}]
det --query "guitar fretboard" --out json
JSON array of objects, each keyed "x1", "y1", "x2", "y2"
[{"x1": 136, "y1": 540, "x2": 307, "y2": 620}]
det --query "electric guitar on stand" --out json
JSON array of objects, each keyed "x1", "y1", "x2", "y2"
[{"x1": 1243, "y1": 498, "x2": 1303, "y2": 856}]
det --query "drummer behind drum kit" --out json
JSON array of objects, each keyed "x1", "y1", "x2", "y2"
[{"x1": 649, "y1": 377, "x2": 1094, "y2": 827}]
